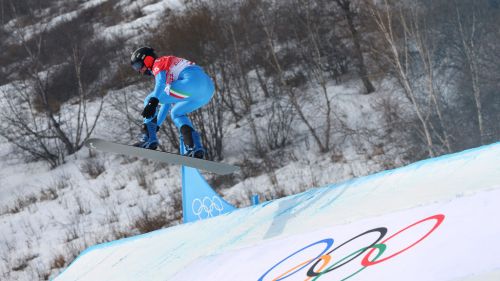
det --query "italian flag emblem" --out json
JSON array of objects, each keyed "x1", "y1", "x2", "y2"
[{"x1": 169, "y1": 88, "x2": 191, "y2": 99}]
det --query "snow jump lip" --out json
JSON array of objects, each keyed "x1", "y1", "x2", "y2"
[{"x1": 56, "y1": 142, "x2": 500, "y2": 281}]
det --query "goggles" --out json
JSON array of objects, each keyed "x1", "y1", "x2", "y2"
[{"x1": 131, "y1": 61, "x2": 144, "y2": 72}]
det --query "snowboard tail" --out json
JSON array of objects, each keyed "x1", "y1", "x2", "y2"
[{"x1": 84, "y1": 138, "x2": 239, "y2": 175}]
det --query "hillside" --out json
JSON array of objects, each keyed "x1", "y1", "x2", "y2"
[{"x1": 0, "y1": 0, "x2": 499, "y2": 280}]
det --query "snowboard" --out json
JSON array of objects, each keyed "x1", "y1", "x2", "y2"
[{"x1": 84, "y1": 138, "x2": 239, "y2": 175}]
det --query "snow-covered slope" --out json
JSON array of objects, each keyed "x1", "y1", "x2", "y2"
[
  {"x1": 2, "y1": 1, "x2": 498, "y2": 280},
  {"x1": 55, "y1": 142, "x2": 500, "y2": 281},
  {"x1": 0, "y1": 80, "x2": 399, "y2": 280}
]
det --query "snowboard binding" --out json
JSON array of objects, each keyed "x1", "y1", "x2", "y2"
[
  {"x1": 133, "y1": 121, "x2": 159, "y2": 150},
  {"x1": 180, "y1": 125, "x2": 205, "y2": 159}
]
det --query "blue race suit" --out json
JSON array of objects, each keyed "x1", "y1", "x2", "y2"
[{"x1": 143, "y1": 56, "x2": 215, "y2": 129}]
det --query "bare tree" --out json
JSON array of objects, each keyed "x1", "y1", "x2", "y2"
[
  {"x1": 247, "y1": 115, "x2": 279, "y2": 187},
  {"x1": 0, "y1": 5, "x2": 105, "y2": 167},
  {"x1": 432, "y1": 0, "x2": 500, "y2": 147},
  {"x1": 334, "y1": 0, "x2": 376, "y2": 94},
  {"x1": 257, "y1": 3, "x2": 333, "y2": 152},
  {"x1": 454, "y1": 4, "x2": 485, "y2": 144},
  {"x1": 407, "y1": 4, "x2": 452, "y2": 153},
  {"x1": 368, "y1": 0, "x2": 436, "y2": 157},
  {"x1": 264, "y1": 98, "x2": 295, "y2": 150}
]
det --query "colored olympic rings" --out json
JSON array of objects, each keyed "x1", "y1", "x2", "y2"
[
  {"x1": 306, "y1": 227, "x2": 387, "y2": 277},
  {"x1": 259, "y1": 239, "x2": 334, "y2": 281},
  {"x1": 259, "y1": 214, "x2": 445, "y2": 281}
]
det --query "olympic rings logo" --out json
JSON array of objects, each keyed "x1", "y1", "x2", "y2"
[
  {"x1": 192, "y1": 196, "x2": 225, "y2": 219},
  {"x1": 259, "y1": 214, "x2": 445, "y2": 281}
]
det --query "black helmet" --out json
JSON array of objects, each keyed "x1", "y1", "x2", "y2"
[{"x1": 130, "y1": 46, "x2": 157, "y2": 72}]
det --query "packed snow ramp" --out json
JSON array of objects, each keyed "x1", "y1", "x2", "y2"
[{"x1": 56, "y1": 143, "x2": 500, "y2": 281}]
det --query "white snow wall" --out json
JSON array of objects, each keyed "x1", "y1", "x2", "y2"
[{"x1": 55, "y1": 143, "x2": 500, "y2": 281}]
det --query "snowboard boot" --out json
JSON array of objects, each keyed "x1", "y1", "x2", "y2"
[
  {"x1": 133, "y1": 121, "x2": 159, "y2": 150},
  {"x1": 180, "y1": 125, "x2": 205, "y2": 159}
]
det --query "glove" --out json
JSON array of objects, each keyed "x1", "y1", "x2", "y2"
[{"x1": 142, "y1": 97, "x2": 159, "y2": 118}]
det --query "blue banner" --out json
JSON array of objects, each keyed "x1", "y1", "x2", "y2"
[{"x1": 181, "y1": 166, "x2": 236, "y2": 222}]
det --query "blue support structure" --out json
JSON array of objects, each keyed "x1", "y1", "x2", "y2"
[
  {"x1": 180, "y1": 140, "x2": 236, "y2": 223},
  {"x1": 251, "y1": 194, "x2": 260, "y2": 205}
]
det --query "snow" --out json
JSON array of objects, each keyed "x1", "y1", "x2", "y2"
[
  {"x1": 0, "y1": 76, "x2": 404, "y2": 280},
  {"x1": 54, "y1": 141, "x2": 500, "y2": 281},
  {"x1": 1, "y1": 0, "x2": 497, "y2": 280},
  {"x1": 3, "y1": 0, "x2": 103, "y2": 44},
  {"x1": 0, "y1": 69, "x2": 426, "y2": 280},
  {"x1": 2, "y1": 0, "x2": 184, "y2": 46},
  {"x1": 101, "y1": 0, "x2": 185, "y2": 41}
]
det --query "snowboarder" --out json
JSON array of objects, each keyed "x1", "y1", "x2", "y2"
[{"x1": 130, "y1": 46, "x2": 214, "y2": 159}]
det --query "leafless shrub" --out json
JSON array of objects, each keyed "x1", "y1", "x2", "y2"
[
  {"x1": 113, "y1": 175, "x2": 128, "y2": 190},
  {"x1": 64, "y1": 224, "x2": 80, "y2": 243},
  {"x1": 64, "y1": 240, "x2": 91, "y2": 271},
  {"x1": 11, "y1": 260, "x2": 28, "y2": 272},
  {"x1": 232, "y1": 197, "x2": 247, "y2": 209},
  {"x1": 80, "y1": 158, "x2": 106, "y2": 179},
  {"x1": 11, "y1": 253, "x2": 38, "y2": 272},
  {"x1": 239, "y1": 157, "x2": 266, "y2": 179},
  {"x1": 1, "y1": 238, "x2": 15, "y2": 257},
  {"x1": 331, "y1": 151, "x2": 346, "y2": 163},
  {"x1": 134, "y1": 166, "x2": 156, "y2": 194},
  {"x1": 115, "y1": 183, "x2": 127, "y2": 191},
  {"x1": 232, "y1": 189, "x2": 256, "y2": 208},
  {"x1": 127, "y1": 1, "x2": 147, "y2": 20},
  {"x1": 272, "y1": 187, "x2": 288, "y2": 199},
  {"x1": 132, "y1": 206, "x2": 168, "y2": 234},
  {"x1": 264, "y1": 100, "x2": 295, "y2": 150},
  {"x1": 0, "y1": 0, "x2": 56, "y2": 24},
  {"x1": 208, "y1": 174, "x2": 238, "y2": 191},
  {"x1": 100, "y1": 205, "x2": 120, "y2": 225},
  {"x1": 39, "y1": 188, "x2": 58, "y2": 202},
  {"x1": 49, "y1": 254, "x2": 66, "y2": 270},
  {"x1": 4, "y1": 194, "x2": 38, "y2": 214},
  {"x1": 74, "y1": 196, "x2": 91, "y2": 216},
  {"x1": 51, "y1": 172, "x2": 72, "y2": 190},
  {"x1": 109, "y1": 226, "x2": 132, "y2": 241},
  {"x1": 371, "y1": 95, "x2": 424, "y2": 161},
  {"x1": 98, "y1": 184, "x2": 111, "y2": 200},
  {"x1": 134, "y1": 166, "x2": 147, "y2": 188},
  {"x1": 37, "y1": 266, "x2": 52, "y2": 281},
  {"x1": 83, "y1": 0, "x2": 124, "y2": 27},
  {"x1": 0, "y1": 1, "x2": 127, "y2": 168},
  {"x1": 167, "y1": 189, "x2": 183, "y2": 222}
]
